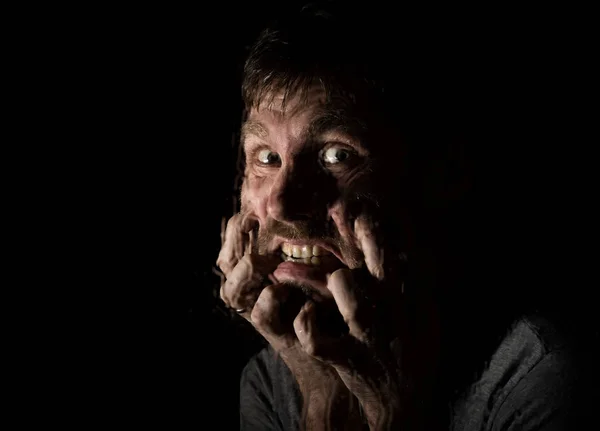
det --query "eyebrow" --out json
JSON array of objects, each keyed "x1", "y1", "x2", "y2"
[
  {"x1": 241, "y1": 120, "x2": 268, "y2": 141},
  {"x1": 308, "y1": 108, "x2": 366, "y2": 143},
  {"x1": 240, "y1": 108, "x2": 367, "y2": 146}
]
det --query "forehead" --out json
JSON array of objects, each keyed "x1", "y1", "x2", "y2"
[
  {"x1": 242, "y1": 89, "x2": 323, "y2": 150},
  {"x1": 241, "y1": 88, "x2": 369, "y2": 148},
  {"x1": 246, "y1": 89, "x2": 326, "y2": 128}
]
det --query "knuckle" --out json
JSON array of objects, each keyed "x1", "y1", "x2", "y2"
[
  {"x1": 227, "y1": 214, "x2": 239, "y2": 230},
  {"x1": 250, "y1": 305, "x2": 268, "y2": 327},
  {"x1": 216, "y1": 251, "x2": 234, "y2": 273},
  {"x1": 328, "y1": 269, "x2": 348, "y2": 290},
  {"x1": 223, "y1": 278, "x2": 244, "y2": 304},
  {"x1": 229, "y1": 291, "x2": 242, "y2": 308},
  {"x1": 251, "y1": 287, "x2": 279, "y2": 328},
  {"x1": 303, "y1": 339, "x2": 319, "y2": 357},
  {"x1": 222, "y1": 273, "x2": 236, "y2": 291},
  {"x1": 292, "y1": 318, "x2": 304, "y2": 334},
  {"x1": 240, "y1": 254, "x2": 254, "y2": 271},
  {"x1": 219, "y1": 263, "x2": 232, "y2": 276},
  {"x1": 260, "y1": 284, "x2": 277, "y2": 302}
]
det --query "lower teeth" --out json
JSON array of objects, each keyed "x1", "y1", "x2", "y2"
[{"x1": 281, "y1": 253, "x2": 321, "y2": 265}]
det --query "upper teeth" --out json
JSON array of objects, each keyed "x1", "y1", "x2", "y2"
[{"x1": 281, "y1": 243, "x2": 331, "y2": 258}]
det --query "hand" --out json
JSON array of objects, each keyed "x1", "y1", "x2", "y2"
[
  {"x1": 216, "y1": 212, "x2": 363, "y2": 429},
  {"x1": 217, "y1": 212, "x2": 298, "y2": 352},
  {"x1": 292, "y1": 216, "x2": 438, "y2": 430}
]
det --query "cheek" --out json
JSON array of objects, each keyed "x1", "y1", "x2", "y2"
[{"x1": 241, "y1": 176, "x2": 271, "y2": 221}]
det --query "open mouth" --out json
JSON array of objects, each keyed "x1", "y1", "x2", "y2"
[
  {"x1": 275, "y1": 242, "x2": 350, "y2": 331},
  {"x1": 273, "y1": 241, "x2": 346, "y2": 296},
  {"x1": 279, "y1": 243, "x2": 333, "y2": 265}
]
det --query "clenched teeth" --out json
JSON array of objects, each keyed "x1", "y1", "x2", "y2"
[
  {"x1": 281, "y1": 254, "x2": 321, "y2": 265},
  {"x1": 281, "y1": 243, "x2": 331, "y2": 258}
]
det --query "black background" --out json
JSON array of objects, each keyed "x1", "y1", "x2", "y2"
[{"x1": 53, "y1": 2, "x2": 595, "y2": 428}]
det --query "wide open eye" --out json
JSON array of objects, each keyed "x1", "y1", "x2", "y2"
[
  {"x1": 322, "y1": 145, "x2": 352, "y2": 165},
  {"x1": 257, "y1": 149, "x2": 281, "y2": 165}
]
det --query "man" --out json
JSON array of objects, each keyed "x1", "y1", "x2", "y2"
[{"x1": 216, "y1": 2, "x2": 587, "y2": 429}]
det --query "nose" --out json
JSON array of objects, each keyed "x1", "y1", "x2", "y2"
[{"x1": 267, "y1": 165, "x2": 320, "y2": 222}]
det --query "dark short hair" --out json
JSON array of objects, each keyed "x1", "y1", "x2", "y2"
[
  {"x1": 240, "y1": 2, "x2": 471, "y2": 136},
  {"x1": 241, "y1": 2, "x2": 402, "y2": 125}
]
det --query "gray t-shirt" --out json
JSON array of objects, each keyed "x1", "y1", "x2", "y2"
[{"x1": 239, "y1": 315, "x2": 587, "y2": 430}]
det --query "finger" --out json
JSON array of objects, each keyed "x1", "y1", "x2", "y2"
[
  {"x1": 293, "y1": 300, "x2": 318, "y2": 349},
  {"x1": 295, "y1": 301, "x2": 331, "y2": 357},
  {"x1": 251, "y1": 283, "x2": 300, "y2": 349},
  {"x1": 220, "y1": 216, "x2": 227, "y2": 247},
  {"x1": 355, "y1": 216, "x2": 384, "y2": 281},
  {"x1": 246, "y1": 227, "x2": 262, "y2": 255},
  {"x1": 216, "y1": 212, "x2": 257, "y2": 276},
  {"x1": 220, "y1": 253, "x2": 281, "y2": 311},
  {"x1": 295, "y1": 301, "x2": 357, "y2": 369},
  {"x1": 216, "y1": 214, "x2": 246, "y2": 276},
  {"x1": 327, "y1": 269, "x2": 370, "y2": 343},
  {"x1": 246, "y1": 228, "x2": 254, "y2": 255}
]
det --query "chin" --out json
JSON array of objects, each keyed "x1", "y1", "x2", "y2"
[
  {"x1": 280, "y1": 280, "x2": 327, "y2": 302},
  {"x1": 273, "y1": 265, "x2": 334, "y2": 301}
]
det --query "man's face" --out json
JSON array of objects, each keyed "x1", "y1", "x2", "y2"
[{"x1": 240, "y1": 89, "x2": 382, "y2": 299}]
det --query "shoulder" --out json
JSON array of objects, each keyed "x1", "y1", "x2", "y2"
[
  {"x1": 491, "y1": 314, "x2": 593, "y2": 429},
  {"x1": 452, "y1": 313, "x2": 591, "y2": 430}
]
